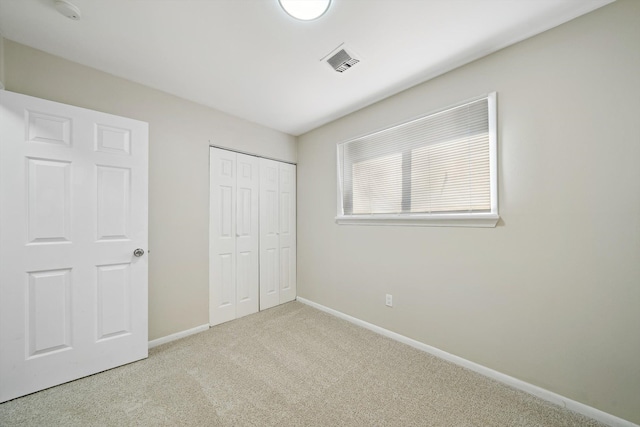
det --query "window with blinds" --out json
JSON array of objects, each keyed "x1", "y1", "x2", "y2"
[{"x1": 336, "y1": 93, "x2": 498, "y2": 227}]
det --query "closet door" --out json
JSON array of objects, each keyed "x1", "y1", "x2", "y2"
[
  {"x1": 259, "y1": 158, "x2": 280, "y2": 310},
  {"x1": 209, "y1": 148, "x2": 237, "y2": 325},
  {"x1": 279, "y1": 163, "x2": 297, "y2": 304},
  {"x1": 234, "y1": 153, "x2": 260, "y2": 318},
  {"x1": 209, "y1": 148, "x2": 260, "y2": 326},
  {"x1": 260, "y1": 159, "x2": 296, "y2": 310}
]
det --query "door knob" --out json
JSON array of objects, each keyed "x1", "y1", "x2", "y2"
[{"x1": 133, "y1": 248, "x2": 145, "y2": 257}]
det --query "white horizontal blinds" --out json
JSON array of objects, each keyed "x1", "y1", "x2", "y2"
[
  {"x1": 340, "y1": 97, "x2": 490, "y2": 215},
  {"x1": 352, "y1": 152, "x2": 402, "y2": 214},
  {"x1": 410, "y1": 101, "x2": 490, "y2": 213}
]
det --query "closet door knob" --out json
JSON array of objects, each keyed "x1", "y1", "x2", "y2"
[{"x1": 133, "y1": 248, "x2": 145, "y2": 257}]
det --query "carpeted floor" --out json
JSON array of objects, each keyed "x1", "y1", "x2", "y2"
[{"x1": 0, "y1": 301, "x2": 605, "y2": 426}]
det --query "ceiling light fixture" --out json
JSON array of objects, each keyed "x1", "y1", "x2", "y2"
[{"x1": 278, "y1": 0, "x2": 331, "y2": 21}]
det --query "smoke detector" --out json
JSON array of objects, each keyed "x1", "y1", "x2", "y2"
[{"x1": 54, "y1": 0, "x2": 81, "y2": 21}]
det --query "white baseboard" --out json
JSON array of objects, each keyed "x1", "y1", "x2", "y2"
[
  {"x1": 296, "y1": 297, "x2": 637, "y2": 427},
  {"x1": 148, "y1": 324, "x2": 210, "y2": 349}
]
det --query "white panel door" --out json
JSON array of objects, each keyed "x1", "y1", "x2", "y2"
[
  {"x1": 234, "y1": 153, "x2": 259, "y2": 318},
  {"x1": 0, "y1": 90, "x2": 148, "y2": 402},
  {"x1": 259, "y1": 158, "x2": 280, "y2": 310},
  {"x1": 209, "y1": 148, "x2": 237, "y2": 326},
  {"x1": 278, "y1": 163, "x2": 297, "y2": 304},
  {"x1": 209, "y1": 148, "x2": 259, "y2": 326}
]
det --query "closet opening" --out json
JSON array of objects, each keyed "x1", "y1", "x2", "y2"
[{"x1": 209, "y1": 147, "x2": 296, "y2": 326}]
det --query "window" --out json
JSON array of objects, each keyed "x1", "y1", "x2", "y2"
[{"x1": 336, "y1": 93, "x2": 498, "y2": 227}]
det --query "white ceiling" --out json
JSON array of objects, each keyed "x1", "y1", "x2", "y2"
[{"x1": 0, "y1": 0, "x2": 613, "y2": 136}]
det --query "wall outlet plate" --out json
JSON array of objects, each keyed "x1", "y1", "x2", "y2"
[{"x1": 385, "y1": 294, "x2": 393, "y2": 307}]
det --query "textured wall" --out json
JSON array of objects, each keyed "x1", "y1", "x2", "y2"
[
  {"x1": 297, "y1": 0, "x2": 639, "y2": 423},
  {"x1": 4, "y1": 40, "x2": 297, "y2": 341}
]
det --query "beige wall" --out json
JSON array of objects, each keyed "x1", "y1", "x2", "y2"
[
  {"x1": 0, "y1": 35, "x2": 5, "y2": 89},
  {"x1": 297, "y1": 0, "x2": 639, "y2": 423},
  {"x1": 3, "y1": 40, "x2": 296, "y2": 341}
]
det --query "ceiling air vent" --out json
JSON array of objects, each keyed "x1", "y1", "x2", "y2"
[{"x1": 326, "y1": 49, "x2": 359, "y2": 73}]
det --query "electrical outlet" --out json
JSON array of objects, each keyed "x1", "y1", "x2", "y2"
[{"x1": 385, "y1": 294, "x2": 393, "y2": 307}]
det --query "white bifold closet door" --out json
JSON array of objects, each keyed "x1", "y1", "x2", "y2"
[
  {"x1": 259, "y1": 158, "x2": 296, "y2": 311},
  {"x1": 209, "y1": 148, "x2": 260, "y2": 326}
]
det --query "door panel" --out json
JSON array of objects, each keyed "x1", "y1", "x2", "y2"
[
  {"x1": 209, "y1": 149, "x2": 259, "y2": 325},
  {"x1": 96, "y1": 263, "x2": 132, "y2": 340},
  {"x1": 237, "y1": 252, "x2": 250, "y2": 302},
  {"x1": 27, "y1": 158, "x2": 72, "y2": 243},
  {"x1": 237, "y1": 189, "x2": 251, "y2": 236},
  {"x1": 95, "y1": 124, "x2": 131, "y2": 155},
  {"x1": 220, "y1": 187, "x2": 234, "y2": 237},
  {"x1": 96, "y1": 166, "x2": 131, "y2": 240},
  {"x1": 209, "y1": 148, "x2": 237, "y2": 325},
  {"x1": 280, "y1": 247, "x2": 291, "y2": 293},
  {"x1": 265, "y1": 248, "x2": 278, "y2": 293},
  {"x1": 259, "y1": 158, "x2": 280, "y2": 310},
  {"x1": 219, "y1": 253, "x2": 234, "y2": 306},
  {"x1": 26, "y1": 110, "x2": 71, "y2": 146},
  {"x1": 0, "y1": 90, "x2": 148, "y2": 403},
  {"x1": 278, "y1": 163, "x2": 297, "y2": 304},
  {"x1": 234, "y1": 153, "x2": 259, "y2": 319},
  {"x1": 27, "y1": 268, "x2": 72, "y2": 357}
]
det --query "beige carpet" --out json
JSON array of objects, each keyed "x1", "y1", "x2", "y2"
[{"x1": 0, "y1": 301, "x2": 605, "y2": 426}]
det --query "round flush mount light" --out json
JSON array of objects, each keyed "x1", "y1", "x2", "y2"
[{"x1": 278, "y1": 0, "x2": 331, "y2": 21}]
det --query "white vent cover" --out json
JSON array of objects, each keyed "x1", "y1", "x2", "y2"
[{"x1": 326, "y1": 49, "x2": 359, "y2": 73}]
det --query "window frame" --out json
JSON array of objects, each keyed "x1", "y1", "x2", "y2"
[{"x1": 335, "y1": 92, "x2": 499, "y2": 228}]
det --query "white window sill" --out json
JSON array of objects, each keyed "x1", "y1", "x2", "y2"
[{"x1": 335, "y1": 213, "x2": 500, "y2": 228}]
